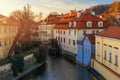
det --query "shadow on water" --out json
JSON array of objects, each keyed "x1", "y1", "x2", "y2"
[{"x1": 21, "y1": 56, "x2": 98, "y2": 80}]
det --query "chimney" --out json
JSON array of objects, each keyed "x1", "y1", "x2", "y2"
[
  {"x1": 91, "y1": 11, "x2": 95, "y2": 15},
  {"x1": 77, "y1": 10, "x2": 82, "y2": 18}
]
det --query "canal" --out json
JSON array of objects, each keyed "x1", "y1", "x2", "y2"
[{"x1": 21, "y1": 56, "x2": 98, "y2": 80}]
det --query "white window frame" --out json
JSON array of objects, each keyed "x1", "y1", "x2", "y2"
[
  {"x1": 73, "y1": 21, "x2": 77, "y2": 27},
  {"x1": 87, "y1": 21, "x2": 92, "y2": 27},
  {"x1": 98, "y1": 21, "x2": 103, "y2": 27},
  {"x1": 69, "y1": 22, "x2": 72, "y2": 27}
]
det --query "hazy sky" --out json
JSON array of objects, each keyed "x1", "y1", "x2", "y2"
[{"x1": 0, "y1": 0, "x2": 113, "y2": 18}]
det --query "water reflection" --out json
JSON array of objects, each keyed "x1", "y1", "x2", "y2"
[{"x1": 21, "y1": 57, "x2": 97, "y2": 80}]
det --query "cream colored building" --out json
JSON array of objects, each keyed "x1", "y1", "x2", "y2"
[
  {"x1": 91, "y1": 27, "x2": 120, "y2": 80},
  {"x1": 0, "y1": 24, "x2": 17, "y2": 59},
  {"x1": 39, "y1": 12, "x2": 62, "y2": 42},
  {"x1": 39, "y1": 21, "x2": 55, "y2": 41}
]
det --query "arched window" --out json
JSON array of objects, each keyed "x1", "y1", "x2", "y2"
[
  {"x1": 98, "y1": 21, "x2": 103, "y2": 27},
  {"x1": 87, "y1": 21, "x2": 92, "y2": 27}
]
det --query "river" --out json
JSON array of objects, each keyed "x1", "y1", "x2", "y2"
[{"x1": 21, "y1": 56, "x2": 98, "y2": 80}]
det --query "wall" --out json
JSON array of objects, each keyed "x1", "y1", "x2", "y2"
[
  {"x1": 91, "y1": 59, "x2": 120, "y2": 80},
  {"x1": 95, "y1": 36, "x2": 120, "y2": 74}
]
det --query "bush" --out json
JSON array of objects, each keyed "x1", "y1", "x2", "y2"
[{"x1": 33, "y1": 45, "x2": 47, "y2": 63}]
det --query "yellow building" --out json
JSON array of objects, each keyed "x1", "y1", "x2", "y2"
[
  {"x1": 0, "y1": 23, "x2": 17, "y2": 59},
  {"x1": 91, "y1": 26, "x2": 120, "y2": 80}
]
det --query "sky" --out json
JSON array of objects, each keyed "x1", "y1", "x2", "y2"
[{"x1": 0, "y1": 0, "x2": 113, "y2": 18}]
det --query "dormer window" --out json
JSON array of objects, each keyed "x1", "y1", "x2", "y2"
[
  {"x1": 98, "y1": 21, "x2": 103, "y2": 27},
  {"x1": 87, "y1": 21, "x2": 92, "y2": 27},
  {"x1": 69, "y1": 22, "x2": 72, "y2": 27},
  {"x1": 73, "y1": 21, "x2": 77, "y2": 27}
]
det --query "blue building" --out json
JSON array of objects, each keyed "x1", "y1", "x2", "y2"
[{"x1": 76, "y1": 34, "x2": 95, "y2": 66}]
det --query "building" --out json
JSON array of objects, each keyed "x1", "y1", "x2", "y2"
[
  {"x1": 0, "y1": 14, "x2": 18, "y2": 59},
  {"x1": 54, "y1": 10, "x2": 109, "y2": 60},
  {"x1": 76, "y1": 34, "x2": 95, "y2": 66},
  {"x1": 91, "y1": 27, "x2": 120, "y2": 80},
  {"x1": 39, "y1": 12, "x2": 63, "y2": 42},
  {"x1": 0, "y1": 23, "x2": 17, "y2": 59}
]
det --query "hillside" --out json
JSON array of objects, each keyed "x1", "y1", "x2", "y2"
[{"x1": 86, "y1": 4, "x2": 109, "y2": 15}]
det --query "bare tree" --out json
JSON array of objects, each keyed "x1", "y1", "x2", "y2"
[{"x1": 10, "y1": 4, "x2": 35, "y2": 41}]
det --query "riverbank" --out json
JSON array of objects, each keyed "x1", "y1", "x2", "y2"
[{"x1": 0, "y1": 62, "x2": 45, "y2": 80}]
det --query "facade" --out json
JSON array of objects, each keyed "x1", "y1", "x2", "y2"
[
  {"x1": 39, "y1": 12, "x2": 63, "y2": 42},
  {"x1": 0, "y1": 14, "x2": 18, "y2": 59},
  {"x1": 54, "y1": 10, "x2": 109, "y2": 59},
  {"x1": 76, "y1": 34, "x2": 95, "y2": 66},
  {"x1": 91, "y1": 27, "x2": 120, "y2": 80},
  {"x1": 0, "y1": 24, "x2": 17, "y2": 59}
]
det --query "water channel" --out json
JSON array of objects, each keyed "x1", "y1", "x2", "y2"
[{"x1": 21, "y1": 56, "x2": 98, "y2": 80}]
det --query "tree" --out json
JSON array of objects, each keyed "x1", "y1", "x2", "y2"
[
  {"x1": 10, "y1": 4, "x2": 35, "y2": 41},
  {"x1": 33, "y1": 45, "x2": 47, "y2": 63}
]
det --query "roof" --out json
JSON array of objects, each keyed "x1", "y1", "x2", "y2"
[
  {"x1": 0, "y1": 14, "x2": 6, "y2": 18},
  {"x1": 54, "y1": 11, "x2": 109, "y2": 29},
  {"x1": 44, "y1": 13, "x2": 62, "y2": 24},
  {"x1": 85, "y1": 34, "x2": 95, "y2": 44},
  {"x1": 97, "y1": 26, "x2": 120, "y2": 39},
  {"x1": 0, "y1": 23, "x2": 16, "y2": 26}
]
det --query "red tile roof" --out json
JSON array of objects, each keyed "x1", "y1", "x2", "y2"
[
  {"x1": 86, "y1": 34, "x2": 95, "y2": 44},
  {"x1": 97, "y1": 26, "x2": 120, "y2": 39},
  {"x1": 54, "y1": 11, "x2": 109, "y2": 29}
]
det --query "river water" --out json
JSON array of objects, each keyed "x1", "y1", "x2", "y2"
[{"x1": 21, "y1": 56, "x2": 98, "y2": 80}]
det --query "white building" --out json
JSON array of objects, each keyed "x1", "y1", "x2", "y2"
[{"x1": 54, "y1": 11, "x2": 109, "y2": 59}]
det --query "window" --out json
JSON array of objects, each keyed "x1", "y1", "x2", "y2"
[
  {"x1": 74, "y1": 30, "x2": 76, "y2": 35},
  {"x1": 3, "y1": 51, "x2": 6, "y2": 58},
  {"x1": 83, "y1": 30, "x2": 86, "y2": 35},
  {"x1": 64, "y1": 38, "x2": 65, "y2": 43},
  {"x1": 69, "y1": 39, "x2": 70, "y2": 44},
  {"x1": 4, "y1": 28, "x2": 6, "y2": 33},
  {"x1": 56, "y1": 37, "x2": 57, "y2": 40},
  {"x1": 104, "y1": 51, "x2": 106, "y2": 60},
  {"x1": 115, "y1": 55, "x2": 118, "y2": 66},
  {"x1": 92, "y1": 30, "x2": 95, "y2": 34},
  {"x1": 73, "y1": 40, "x2": 75, "y2": 45},
  {"x1": 96, "y1": 30, "x2": 99, "y2": 34},
  {"x1": 61, "y1": 37, "x2": 62, "y2": 42},
  {"x1": 114, "y1": 48, "x2": 118, "y2": 66},
  {"x1": 103, "y1": 44, "x2": 107, "y2": 60},
  {"x1": 109, "y1": 53, "x2": 112, "y2": 63},
  {"x1": 69, "y1": 22, "x2": 72, "y2": 27},
  {"x1": 0, "y1": 41, "x2": 2, "y2": 47},
  {"x1": 4, "y1": 41, "x2": 7, "y2": 46},
  {"x1": 0, "y1": 28, "x2": 1, "y2": 33},
  {"x1": 64, "y1": 31, "x2": 65, "y2": 34},
  {"x1": 69, "y1": 30, "x2": 70, "y2": 35},
  {"x1": 73, "y1": 21, "x2": 77, "y2": 27},
  {"x1": 97, "y1": 42, "x2": 100, "y2": 56},
  {"x1": 98, "y1": 21, "x2": 103, "y2": 27},
  {"x1": 87, "y1": 21, "x2": 92, "y2": 27}
]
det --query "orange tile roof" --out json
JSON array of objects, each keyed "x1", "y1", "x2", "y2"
[
  {"x1": 0, "y1": 14, "x2": 6, "y2": 18},
  {"x1": 44, "y1": 14, "x2": 62, "y2": 24},
  {"x1": 86, "y1": 34, "x2": 95, "y2": 44},
  {"x1": 97, "y1": 26, "x2": 120, "y2": 39},
  {"x1": 54, "y1": 11, "x2": 109, "y2": 29}
]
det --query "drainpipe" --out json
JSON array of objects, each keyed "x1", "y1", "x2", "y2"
[{"x1": 82, "y1": 43, "x2": 84, "y2": 65}]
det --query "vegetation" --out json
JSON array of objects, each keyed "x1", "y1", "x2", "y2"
[
  {"x1": 86, "y1": 4, "x2": 109, "y2": 15},
  {"x1": 10, "y1": 4, "x2": 43, "y2": 41},
  {"x1": 33, "y1": 44, "x2": 47, "y2": 63}
]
